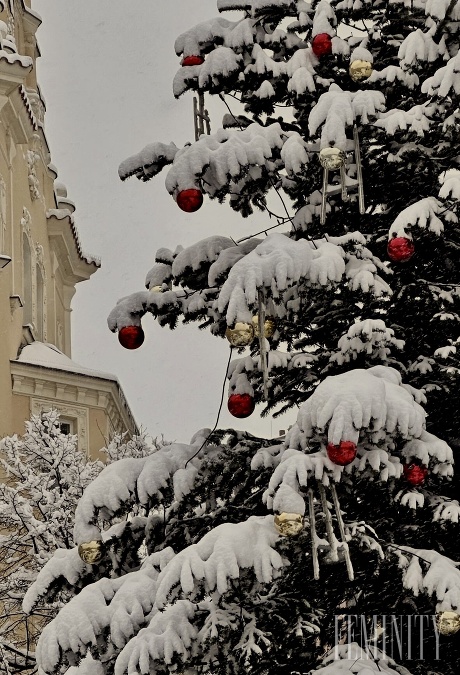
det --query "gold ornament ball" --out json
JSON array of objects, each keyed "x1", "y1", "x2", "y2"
[
  {"x1": 319, "y1": 147, "x2": 346, "y2": 171},
  {"x1": 149, "y1": 285, "x2": 163, "y2": 293},
  {"x1": 252, "y1": 315, "x2": 276, "y2": 339},
  {"x1": 274, "y1": 512, "x2": 304, "y2": 537},
  {"x1": 349, "y1": 59, "x2": 373, "y2": 82},
  {"x1": 78, "y1": 540, "x2": 104, "y2": 565},
  {"x1": 436, "y1": 611, "x2": 460, "y2": 636},
  {"x1": 225, "y1": 322, "x2": 254, "y2": 347}
]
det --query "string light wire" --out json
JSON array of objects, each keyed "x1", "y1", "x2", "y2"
[{"x1": 185, "y1": 346, "x2": 234, "y2": 468}]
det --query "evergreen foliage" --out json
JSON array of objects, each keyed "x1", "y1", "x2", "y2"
[{"x1": 31, "y1": 2, "x2": 460, "y2": 675}]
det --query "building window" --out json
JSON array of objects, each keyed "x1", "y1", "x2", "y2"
[
  {"x1": 59, "y1": 419, "x2": 74, "y2": 436},
  {"x1": 36, "y1": 264, "x2": 44, "y2": 340},
  {"x1": 22, "y1": 231, "x2": 33, "y2": 326},
  {"x1": 21, "y1": 209, "x2": 47, "y2": 340}
]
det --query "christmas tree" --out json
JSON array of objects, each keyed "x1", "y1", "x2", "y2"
[{"x1": 29, "y1": 2, "x2": 460, "y2": 674}]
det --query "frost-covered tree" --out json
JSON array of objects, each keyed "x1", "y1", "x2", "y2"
[
  {"x1": 0, "y1": 411, "x2": 155, "y2": 674},
  {"x1": 31, "y1": 2, "x2": 460, "y2": 675}
]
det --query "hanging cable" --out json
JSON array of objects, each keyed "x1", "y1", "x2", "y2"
[
  {"x1": 219, "y1": 93, "x2": 299, "y2": 232},
  {"x1": 185, "y1": 346, "x2": 234, "y2": 468}
]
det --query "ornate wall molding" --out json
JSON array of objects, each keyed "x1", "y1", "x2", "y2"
[
  {"x1": 26, "y1": 148, "x2": 40, "y2": 201},
  {"x1": 20, "y1": 205, "x2": 31, "y2": 238}
]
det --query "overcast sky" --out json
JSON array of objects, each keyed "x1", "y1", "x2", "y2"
[{"x1": 33, "y1": 1, "x2": 296, "y2": 442}]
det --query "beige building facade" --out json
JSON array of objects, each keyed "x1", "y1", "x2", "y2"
[{"x1": 0, "y1": 0, "x2": 137, "y2": 454}]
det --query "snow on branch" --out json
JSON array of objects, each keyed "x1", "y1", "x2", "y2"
[
  {"x1": 36, "y1": 550, "x2": 174, "y2": 675},
  {"x1": 23, "y1": 547, "x2": 86, "y2": 614},
  {"x1": 439, "y1": 169, "x2": 460, "y2": 201},
  {"x1": 374, "y1": 104, "x2": 434, "y2": 136},
  {"x1": 217, "y1": 233, "x2": 345, "y2": 324},
  {"x1": 432, "y1": 496, "x2": 460, "y2": 523},
  {"x1": 313, "y1": 643, "x2": 408, "y2": 675},
  {"x1": 175, "y1": 16, "x2": 234, "y2": 56},
  {"x1": 217, "y1": 0, "x2": 252, "y2": 11},
  {"x1": 208, "y1": 237, "x2": 262, "y2": 286},
  {"x1": 295, "y1": 366, "x2": 426, "y2": 446},
  {"x1": 286, "y1": 46, "x2": 317, "y2": 97},
  {"x1": 398, "y1": 28, "x2": 446, "y2": 68},
  {"x1": 24, "y1": 518, "x2": 148, "y2": 614},
  {"x1": 115, "y1": 600, "x2": 199, "y2": 674},
  {"x1": 174, "y1": 46, "x2": 243, "y2": 97},
  {"x1": 115, "y1": 594, "x2": 271, "y2": 675},
  {"x1": 119, "y1": 142, "x2": 179, "y2": 182},
  {"x1": 108, "y1": 232, "x2": 388, "y2": 334},
  {"x1": 425, "y1": 0, "x2": 460, "y2": 21},
  {"x1": 164, "y1": 123, "x2": 287, "y2": 195},
  {"x1": 264, "y1": 367, "x2": 453, "y2": 512},
  {"x1": 388, "y1": 197, "x2": 446, "y2": 238},
  {"x1": 172, "y1": 236, "x2": 235, "y2": 278},
  {"x1": 308, "y1": 84, "x2": 385, "y2": 150},
  {"x1": 145, "y1": 262, "x2": 173, "y2": 290},
  {"x1": 107, "y1": 289, "x2": 181, "y2": 332},
  {"x1": 401, "y1": 430, "x2": 453, "y2": 476},
  {"x1": 66, "y1": 655, "x2": 104, "y2": 675},
  {"x1": 396, "y1": 547, "x2": 460, "y2": 612},
  {"x1": 369, "y1": 65, "x2": 419, "y2": 90},
  {"x1": 73, "y1": 436, "x2": 210, "y2": 545},
  {"x1": 330, "y1": 319, "x2": 404, "y2": 366},
  {"x1": 154, "y1": 515, "x2": 284, "y2": 607},
  {"x1": 422, "y1": 52, "x2": 460, "y2": 98},
  {"x1": 344, "y1": 246, "x2": 392, "y2": 297}
]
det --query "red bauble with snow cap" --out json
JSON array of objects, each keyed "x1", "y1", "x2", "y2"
[
  {"x1": 182, "y1": 55, "x2": 204, "y2": 66},
  {"x1": 327, "y1": 441, "x2": 357, "y2": 466},
  {"x1": 228, "y1": 393, "x2": 255, "y2": 418},
  {"x1": 177, "y1": 188, "x2": 203, "y2": 213},
  {"x1": 118, "y1": 325, "x2": 144, "y2": 350},
  {"x1": 387, "y1": 237, "x2": 415, "y2": 262},
  {"x1": 312, "y1": 33, "x2": 333, "y2": 57},
  {"x1": 403, "y1": 462, "x2": 428, "y2": 487}
]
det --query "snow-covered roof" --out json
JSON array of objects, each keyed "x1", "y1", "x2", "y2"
[
  {"x1": 46, "y1": 208, "x2": 101, "y2": 267},
  {"x1": 17, "y1": 342, "x2": 117, "y2": 381}
]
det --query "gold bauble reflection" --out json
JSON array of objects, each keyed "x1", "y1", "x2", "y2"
[
  {"x1": 436, "y1": 611, "x2": 460, "y2": 636},
  {"x1": 78, "y1": 540, "x2": 103, "y2": 565},
  {"x1": 225, "y1": 322, "x2": 254, "y2": 347},
  {"x1": 349, "y1": 59, "x2": 373, "y2": 82},
  {"x1": 274, "y1": 512, "x2": 304, "y2": 537},
  {"x1": 319, "y1": 147, "x2": 346, "y2": 171},
  {"x1": 252, "y1": 315, "x2": 276, "y2": 339}
]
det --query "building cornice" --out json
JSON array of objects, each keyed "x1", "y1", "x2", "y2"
[
  {"x1": 47, "y1": 209, "x2": 100, "y2": 285},
  {"x1": 10, "y1": 360, "x2": 139, "y2": 437}
]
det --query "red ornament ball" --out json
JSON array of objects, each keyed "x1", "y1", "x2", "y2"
[
  {"x1": 177, "y1": 188, "x2": 203, "y2": 213},
  {"x1": 182, "y1": 55, "x2": 204, "y2": 66},
  {"x1": 387, "y1": 237, "x2": 415, "y2": 263},
  {"x1": 118, "y1": 325, "x2": 144, "y2": 350},
  {"x1": 312, "y1": 33, "x2": 333, "y2": 57},
  {"x1": 228, "y1": 393, "x2": 255, "y2": 418},
  {"x1": 403, "y1": 462, "x2": 428, "y2": 487},
  {"x1": 327, "y1": 441, "x2": 357, "y2": 466}
]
